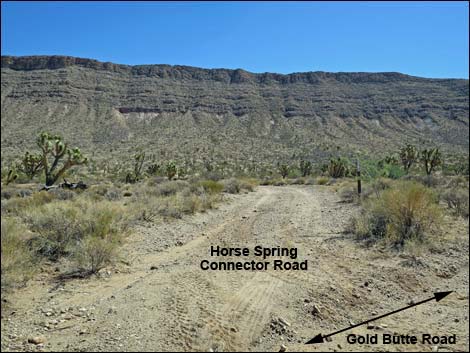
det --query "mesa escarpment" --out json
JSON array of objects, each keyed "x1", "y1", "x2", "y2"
[{"x1": 1, "y1": 55, "x2": 468, "y2": 164}]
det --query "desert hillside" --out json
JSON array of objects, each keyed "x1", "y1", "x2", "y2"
[{"x1": 1, "y1": 55, "x2": 468, "y2": 168}]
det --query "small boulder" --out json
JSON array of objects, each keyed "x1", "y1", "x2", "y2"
[{"x1": 28, "y1": 336, "x2": 46, "y2": 345}]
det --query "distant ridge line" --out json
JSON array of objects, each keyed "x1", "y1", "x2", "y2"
[{"x1": 2, "y1": 55, "x2": 465, "y2": 84}]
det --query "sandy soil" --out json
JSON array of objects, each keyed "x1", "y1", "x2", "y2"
[{"x1": 1, "y1": 185, "x2": 469, "y2": 352}]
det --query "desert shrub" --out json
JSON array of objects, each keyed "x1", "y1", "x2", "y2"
[
  {"x1": 368, "y1": 178, "x2": 392, "y2": 199},
  {"x1": 147, "y1": 176, "x2": 167, "y2": 187},
  {"x1": 16, "y1": 189, "x2": 33, "y2": 198},
  {"x1": 238, "y1": 178, "x2": 256, "y2": 192},
  {"x1": 222, "y1": 178, "x2": 241, "y2": 193},
  {"x1": 178, "y1": 194, "x2": 202, "y2": 214},
  {"x1": 447, "y1": 175, "x2": 469, "y2": 189},
  {"x1": 382, "y1": 164, "x2": 406, "y2": 179},
  {"x1": 2, "y1": 191, "x2": 55, "y2": 215},
  {"x1": 339, "y1": 187, "x2": 358, "y2": 203},
  {"x1": 49, "y1": 188, "x2": 76, "y2": 201},
  {"x1": 204, "y1": 171, "x2": 223, "y2": 181},
  {"x1": 316, "y1": 176, "x2": 329, "y2": 185},
  {"x1": 304, "y1": 177, "x2": 316, "y2": 185},
  {"x1": 1, "y1": 189, "x2": 15, "y2": 200},
  {"x1": 154, "y1": 180, "x2": 189, "y2": 197},
  {"x1": 1, "y1": 218, "x2": 35, "y2": 292},
  {"x1": 353, "y1": 181, "x2": 441, "y2": 249},
  {"x1": 73, "y1": 232, "x2": 121, "y2": 274},
  {"x1": 198, "y1": 180, "x2": 224, "y2": 194},
  {"x1": 289, "y1": 178, "x2": 305, "y2": 185},
  {"x1": 25, "y1": 200, "x2": 128, "y2": 263},
  {"x1": 449, "y1": 157, "x2": 469, "y2": 176},
  {"x1": 104, "y1": 188, "x2": 121, "y2": 201},
  {"x1": 259, "y1": 178, "x2": 273, "y2": 186},
  {"x1": 156, "y1": 196, "x2": 183, "y2": 219},
  {"x1": 1, "y1": 187, "x2": 33, "y2": 200},
  {"x1": 442, "y1": 188, "x2": 469, "y2": 218},
  {"x1": 272, "y1": 179, "x2": 286, "y2": 186},
  {"x1": 199, "y1": 192, "x2": 219, "y2": 210},
  {"x1": 401, "y1": 174, "x2": 443, "y2": 188},
  {"x1": 89, "y1": 184, "x2": 109, "y2": 197},
  {"x1": 134, "y1": 181, "x2": 222, "y2": 221}
]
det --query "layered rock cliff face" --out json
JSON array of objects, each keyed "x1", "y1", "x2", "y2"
[{"x1": 1, "y1": 55, "x2": 468, "y2": 165}]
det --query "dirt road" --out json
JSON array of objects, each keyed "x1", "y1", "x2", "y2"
[{"x1": 2, "y1": 186, "x2": 469, "y2": 352}]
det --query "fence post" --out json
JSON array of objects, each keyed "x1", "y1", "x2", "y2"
[{"x1": 357, "y1": 159, "x2": 362, "y2": 196}]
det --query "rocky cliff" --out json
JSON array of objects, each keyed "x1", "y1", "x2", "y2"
[{"x1": 1, "y1": 55, "x2": 468, "y2": 166}]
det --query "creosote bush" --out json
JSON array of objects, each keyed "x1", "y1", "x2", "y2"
[
  {"x1": 197, "y1": 180, "x2": 224, "y2": 194},
  {"x1": 24, "y1": 200, "x2": 128, "y2": 273},
  {"x1": 353, "y1": 181, "x2": 441, "y2": 249},
  {"x1": 222, "y1": 178, "x2": 241, "y2": 194},
  {"x1": 1, "y1": 218, "x2": 35, "y2": 292},
  {"x1": 315, "y1": 176, "x2": 329, "y2": 185},
  {"x1": 442, "y1": 188, "x2": 469, "y2": 218}
]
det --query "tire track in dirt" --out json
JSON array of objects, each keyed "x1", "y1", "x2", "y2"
[
  {"x1": 4, "y1": 186, "x2": 467, "y2": 352},
  {"x1": 190, "y1": 187, "x2": 309, "y2": 351}
]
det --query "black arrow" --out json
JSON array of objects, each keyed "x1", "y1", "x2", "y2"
[{"x1": 305, "y1": 291, "x2": 452, "y2": 344}]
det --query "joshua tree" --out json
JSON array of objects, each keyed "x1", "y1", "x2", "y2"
[
  {"x1": 37, "y1": 132, "x2": 87, "y2": 186},
  {"x1": 126, "y1": 150, "x2": 146, "y2": 183},
  {"x1": 399, "y1": 144, "x2": 418, "y2": 173},
  {"x1": 4, "y1": 169, "x2": 18, "y2": 185},
  {"x1": 165, "y1": 161, "x2": 177, "y2": 180},
  {"x1": 18, "y1": 151, "x2": 44, "y2": 179},
  {"x1": 146, "y1": 154, "x2": 160, "y2": 176},
  {"x1": 421, "y1": 148, "x2": 442, "y2": 175},
  {"x1": 299, "y1": 160, "x2": 313, "y2": 177},
  {"x1": 326, "y1": 157, "x2": 349, "y2": 178},
  {"x1": 278, "y1": 163, "x2": 289, "y2": 179}
]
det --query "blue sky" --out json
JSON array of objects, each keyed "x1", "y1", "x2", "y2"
[{"x1": 1, "y1": 1, "x2": 469, "y2": 78}]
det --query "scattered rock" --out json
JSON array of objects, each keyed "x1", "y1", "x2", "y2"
[
  {"x1": 279, "y1": 344, "x2": 287, "y2": 352},
  {"x1": 28, "y1": 336, "x2": 46, "y2": 345},
  {"x1": 311, "y1": 304, "x2": 322, "y2": 317}
]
